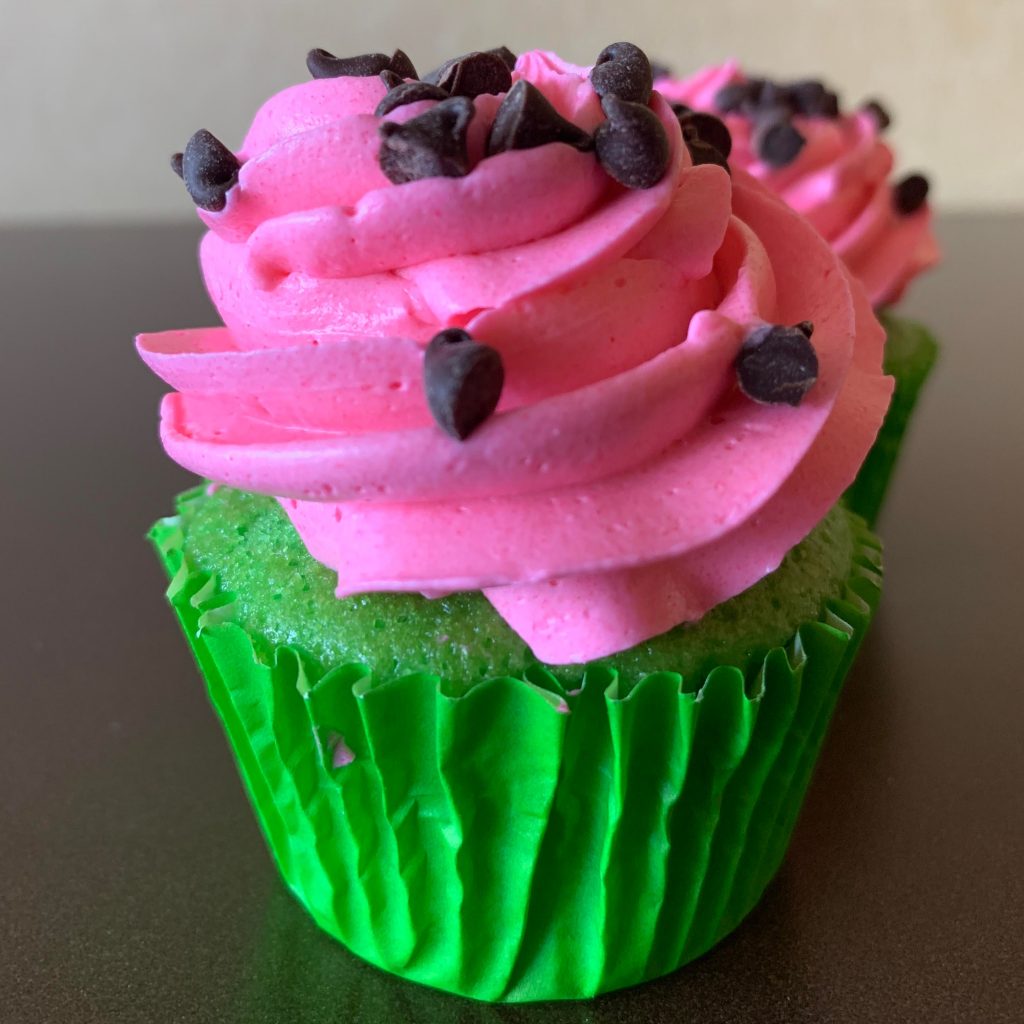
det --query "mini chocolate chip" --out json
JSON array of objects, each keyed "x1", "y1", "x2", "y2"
[
  {"x1": 181, "y1": 130, "x2": 240, "y2": 212},
  {"x1": 685, "y1": 138, "x2": 731, "y2": 174},
  {"x1": 736, "y1": 324, "x2": 818, "y2": 406},
  {"x1": 307, "y1": 48, "x2": 416, "y2": 80},
  {"x1": 423, "y1": 328, "x2": 504, "y2": 440},
  {"x1": 487, "y1": 80, "x2": 592, "y2": 155},
  {"x1": 169, "y1": 152, "x2": 184, "y2": 178},
  {"x1": 670, "y1": 101, "x2": 692, "y2": 118},
  {"x1": 379, "y1": 69, "x2": 404, "y2": 90},
  {"x1": 753, "y1": 116, "x2": 806, "y2": 167},
  {"x1": 796, "y1": 321, "x2": 814, "y2": 338},
  {"x1": 714, "y1": 81, "x2": 758, "y2": 113},
  {"x1": 425, "y1": 51, "x2": 512, "y2": 97},
  {"x1": 375, "y1": 79, "x2": 450, "y2": 117},
  {"x1": 862, "y1": 99, "x2": 892, "y2": 130},
  {"x1": 813, "y1": 89, "x2": 840, "y2": 118},
  {"x1": 680, "y1": 111, "x2": 732, "y2": 159},
  {"x1": 594, "y1": 94, "x2": 670, "y2": 189},
  {"x1": 893, "y1": 173, "x2": 930, "y2": 215},
  {"x1": 590, "y1": 41, "x2": 653, "y2": 105},
  {"x1": 758, "y1": 81, "x2": 794, "y2": 113},
  {"x1": 487, "y1": 46, "x2": 517, "y2": 71},
  {"x1": 378, "y1": 96, "x2": 474, "y2": 184},
  {"x1": 389, "y1": 48, "x2": 418, "y2": 80}
]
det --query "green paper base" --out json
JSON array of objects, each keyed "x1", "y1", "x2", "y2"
[
  {"x1": 150, "y1": 510, "x2": 882, "y2": 1003},
  {"x1": 845, "y1": 313, "x2": 939, "y2": 527}
]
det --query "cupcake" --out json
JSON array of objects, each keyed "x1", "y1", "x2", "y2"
[
  {"x1": 655, "y1": 61, "x2": 939, "y2": 524},
  {"x1": 141, "y1": 42, "x2": 891, "y2": 1002}
]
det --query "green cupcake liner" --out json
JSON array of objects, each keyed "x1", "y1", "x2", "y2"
[
  {"x1": 150, "y1": 511, "x2": 882, "y2": 1002},
  {"x1": 845, "y1": 313, "x2": 939, "y2": 527}
]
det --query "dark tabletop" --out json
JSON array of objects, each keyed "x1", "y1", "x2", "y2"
[{"x1": 1, "y1": 213, "x2": 1022, "y2": 1024}]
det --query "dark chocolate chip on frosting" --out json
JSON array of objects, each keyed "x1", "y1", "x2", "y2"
[
  {"x1": 378, "y1": 96, "x2": 475, "y2": 184},
  {"x1": 169, "y1": 152, "x2": 184, "y2": 178},
  {"x1": 487, "y1": 80, "x2": 592, "y2": 155},
  {"x1": 180, "y1": 130, "x2": 240, "y2": 212},
  {"x1": 753, "y1": 115, "x2": 806, "y2": 168},
  {"x1": 679, "y1": 111, "x2": 732, "y2": 159},
  {"x1": 424, "y1": 328, "x2": 505, "y2": 440},
  {"x1": 487, "y1": 46, "x2": 517, "y2": 71},
  {"x1": 590, "y1": 41, "x2": 653, "y2": 105},
  {"x1": 893, "y1": 173, "x2": 930, "y2": 215},
  {"x1": 713, "y1": 81, "x2": 759, "y2": 113},
  {"x1": 594, "y1": 94, "x2": 670, "y2": 189},
  {"x1": 685, "y1": 138, "x2": 731, "y2": 174},
  {"x1": 736, "y1": 323, "x2": 819, "y2": 406},
  {"x1": 307, "y1": 47, "x2": 417, "y2": 80},
  {"x1": 786, "y1": 80, "x2": 839, "y2": 117},
  {"x1": 424, "y1": 51, "x2": 512, "y2": 97},
  {"x1": 375, "y1": 77, "x2": 450, "y2": 117},
  {"x1": 862, "y1": 99, "x2": 892, "y2": 130}
]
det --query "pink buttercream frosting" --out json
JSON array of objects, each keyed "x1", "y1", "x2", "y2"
[
  {"x1": 656, "y1": 60, "x2": 939, "y2": 307},
  {"x1": 139, "y1": 49, "x2": 892, "y2": 663}
]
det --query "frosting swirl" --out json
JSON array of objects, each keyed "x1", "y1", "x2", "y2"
[
  {"x1": 656, "y1": 60, "x2": 939, "y2": 307},
  {"x1": 139, "y1": 49, "x2": 892, "y2": 663}
]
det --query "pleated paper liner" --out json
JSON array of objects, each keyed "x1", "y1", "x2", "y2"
[
  {"x1": 150, "y1": 509, "x2": 882, "y2": 1003},
  {"x1": 846, "y1": 313, "x2": 939, "y2": 526}
]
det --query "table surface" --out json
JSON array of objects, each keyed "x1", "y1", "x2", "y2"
[{"x1": 2, "y1": 213, "x2": 1022, "y2": 1024}]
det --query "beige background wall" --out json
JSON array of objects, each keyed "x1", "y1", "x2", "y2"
[{"x1": 1, "y1": 0, "x2": 1019, "y2": 222}]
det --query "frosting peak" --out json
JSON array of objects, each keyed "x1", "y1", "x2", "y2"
[{"x1": 140, "y1": 46, "x2": 892, "y2": 662}]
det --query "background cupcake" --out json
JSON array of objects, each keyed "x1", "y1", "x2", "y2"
[
  {"x1": 142, "y1": 42, "x2": 891, "y2": 1001},
  {"x1": 656, "y1": 61, "x2": 940, "y2": 523}
]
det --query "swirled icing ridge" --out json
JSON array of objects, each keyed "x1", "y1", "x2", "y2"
[{"x1": 139, "y1": 49, "x2": 892, "y2": 662}]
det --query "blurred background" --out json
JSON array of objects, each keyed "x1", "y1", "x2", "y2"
[{"x1": 2, "y1": 0, "x2": 1020, "y2": 223}]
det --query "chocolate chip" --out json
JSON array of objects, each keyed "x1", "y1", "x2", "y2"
[
  {"x1": 758, "y1": 81, "x2": 793, "y2": 112},
  {"x1": 181, "y1": 130, "x2": 240, "y2": 212},
  {"x1": 423, "y1": 328, "x2": 504, "y2": 440},
  {"x1": 594, "y1": 94, "x2": 670, "y2": 189},
  {"x1": 424, "y1": 51, "x2": 512, "y2": 97},
  {"x1": 169, "y1": 152, "x2": 184, "y2": 178},
  {"x1": 685, "y1": 138, "x2": 731, "y2": 174},
  {"x1": 487, "y1": 46, "x2": 517, "y2": 71},
  {"x1": 307, "y1": 48, "x2": 417, "y2": 80},
  {"x1": 753, "y1": 116, "x2": 806, "y2": 168},
  {"x1": 893, "y1": 173, "x2": 929, "y2": 215},
  {"x1": 375, "y1": 78, "x2": 450, "y2": 117},
  {"x1": 796, "y1": 321, "x2": 814, "y2": 338},
  {"x1": 590, "y1": 41, "x2": 653, "y2": 105},
  {"x1": 714, "y1": 81, "x2": 758, "y2": 113},
  {"x1": 679, "y1": 111, "x2": 732, "y2": 159},
  {"x1": 670, "y1": 101, "x2": 692, "y2": 118},
  {"x1": 379, "y1": 69, "x2": 404, "y2": 90},
  {"x1": 862, "y1": 99, "x2": 892, "y2": 130},
  {"x1": 736, "y1": 324, "x2": 818, "y2": 406},
  {"x1": 378, "y1": 96, "x2": 474, "y2": 184},
  {"x1": 389, "y1": 48, "x2": 418, "y2": 80},
  {"x1": 487, "y1": 80, "x2": 592, "y2": 155}
]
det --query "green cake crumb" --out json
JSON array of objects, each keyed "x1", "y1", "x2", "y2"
[{"x1": 166, "y1": 485, "x2": 860, "y2": 695}]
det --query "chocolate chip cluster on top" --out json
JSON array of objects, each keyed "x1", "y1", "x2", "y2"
[
  {"x1": 171, "y1": 40, "x2": 739, "y2": 215},
  {"x1": 697, "y1": 70, "x2": 930, "y2": 215}
]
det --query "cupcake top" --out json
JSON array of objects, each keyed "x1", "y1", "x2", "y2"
[
  {"x1": 655, "y1": 60, "x2": 940, "y2": 307},
  {"x1": 139, "y1": 43, "x2": 892, "y2": 663}
]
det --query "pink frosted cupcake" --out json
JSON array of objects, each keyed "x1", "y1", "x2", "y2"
[{"x1": 144, "y1": 41, "x2": 892, "y2": 1001}]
